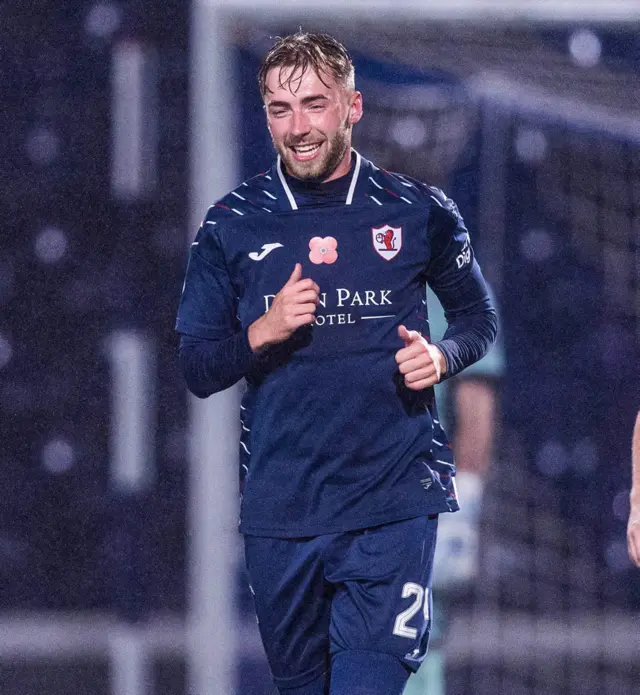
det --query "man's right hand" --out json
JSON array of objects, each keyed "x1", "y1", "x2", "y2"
[{"x1": 248, "y1": 263, "x2": 319, "y2": 352}]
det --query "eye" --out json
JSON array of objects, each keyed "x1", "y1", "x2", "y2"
[{"x1": 268, "y1": 106, "x2": 289, "y2": 118}]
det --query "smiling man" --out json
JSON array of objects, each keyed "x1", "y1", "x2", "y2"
[
  {"x1": 260, "y1": 36, "x2": 361, "y2": 183},
  {"x1": 176, "y1": 31, "x2": 497, "y2": 695}
]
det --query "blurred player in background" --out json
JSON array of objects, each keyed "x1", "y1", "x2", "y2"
[
  {"x1": 627, "y1": 410, "x2": 640, "y2": 568},
  {"x1": 403, "y1": 286, "x2": 504, "y2": 695},
  {"x1": 176, "y1": 31, "x2": 497, "y2": 695}
]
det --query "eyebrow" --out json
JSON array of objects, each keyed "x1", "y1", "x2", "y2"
[{"x1": 266, "y1": 95, "x2": 329, "y2": 109}]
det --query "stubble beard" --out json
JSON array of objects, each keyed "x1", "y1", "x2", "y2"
[{"x1": 277, "y1": 120, "x2": 352, "y2": 182}]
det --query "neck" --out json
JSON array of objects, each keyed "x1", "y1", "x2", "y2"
[{"x1": 322, "y1": 145, "x2": 354, "y2": 182}]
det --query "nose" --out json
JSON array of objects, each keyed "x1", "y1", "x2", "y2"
[{"x1": 289, "y1": 108, "x2": 311, "y2": 137}]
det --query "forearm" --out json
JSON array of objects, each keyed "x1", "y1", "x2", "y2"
[
  {"x1": 248, "y1": 313, "x2": 280, "y2": 352},
  {"x1": 434, "y1": 304, "x2": 498, "y2": 379},
  {"x1": 179, "y1": 329, "x2": 256, "y2": 397},
  {"x1": 452, "y1": 379, "x2": 497, "y2": 476}
]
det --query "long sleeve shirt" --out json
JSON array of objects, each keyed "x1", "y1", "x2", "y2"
[{"x1": 176, "y1": 151, "x2": 497, "y2": 536}]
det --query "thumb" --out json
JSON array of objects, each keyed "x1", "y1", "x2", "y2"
[
  {"x1": 285, "y1": 263, "x2": 302, "y2": 287},
  {"x1": 398, "y1": 325, "x2": 423, "y2": 345}
]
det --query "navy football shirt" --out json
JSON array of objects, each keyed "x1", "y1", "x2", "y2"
[{"x1": 176, "y1": 151, "x2": 497, "y2": 537}]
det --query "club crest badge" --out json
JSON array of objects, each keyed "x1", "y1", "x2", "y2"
[{"x1": 372, "y1": 225, "x2": 402, "y2": 261}]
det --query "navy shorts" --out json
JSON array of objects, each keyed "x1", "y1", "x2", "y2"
[{"x1": 243, "y1": 514, "x2": 438, "y2": 691}]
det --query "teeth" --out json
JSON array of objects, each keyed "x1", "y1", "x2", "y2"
[{"x1": 293, "y1": 143, "x2": 321, "y2": 154}]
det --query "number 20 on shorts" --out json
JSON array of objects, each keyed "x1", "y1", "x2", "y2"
[{"x1": 392, "y1": 583, "x2": 430, "y2": 639}]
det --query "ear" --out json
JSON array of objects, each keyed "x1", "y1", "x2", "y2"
[{"x1": 348, "y1": 91, "x2": 363, "y2": 125}]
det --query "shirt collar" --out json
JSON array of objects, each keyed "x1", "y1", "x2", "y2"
[{"x1": 275, "y1": 149, "x2": 363, "y2": 210}]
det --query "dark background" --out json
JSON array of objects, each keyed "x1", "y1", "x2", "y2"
[{"x1": 1, "y1": 2, "x2": 638, "y2": 694}]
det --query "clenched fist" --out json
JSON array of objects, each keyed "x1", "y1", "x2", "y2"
[
  {"x1": 395, "y1": 325, "x2": 446, "y2": 390},
  {"x1": 248, "y1": 263, "x2": 320, "y2": 352}
]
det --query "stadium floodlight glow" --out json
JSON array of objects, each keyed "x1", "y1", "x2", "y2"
[
  {"x1": 26, "y1": 127, "x2": 60, "y2": 166},
  {"x1": 85, "y1": 2, "x2": 122, "y2": 39},
  {"x1": 42, "y1": 437, "x2": 75, "y2": 475},
  {"x1": 390, "y1": 116, "x2": 428, "y2": 149},
  {"x1": 111, "y1": 40, "x2": 158, "y2": 200},
  {"x1": 519, "y1": 228, "x2": 555, "y2": 264},
  {"x1": 34, "y1": 226, "x2": 68, "y2": 264},
  {"x1": 514, "y1": 127, "x2": 547, "y2": 164},
  {"x1": 569, "y1": 28, "x2": 602, "y2": 67},
  {"x1": 106, "y1": 330, "x2": 156, "y2": 493}
]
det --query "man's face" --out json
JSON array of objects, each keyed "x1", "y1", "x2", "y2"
[{"x1": 263, "y1": 65, "x2": 362, "y2": 182}]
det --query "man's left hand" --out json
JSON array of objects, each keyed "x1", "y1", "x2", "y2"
[{"x1": 395, "y1": 325, "x2": 446, "y2": 390}]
